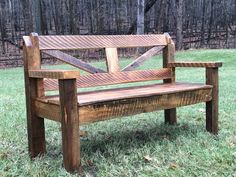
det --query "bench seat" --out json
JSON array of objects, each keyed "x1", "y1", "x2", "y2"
[
  {"x1": 35, "y1": 83, "x2": 212, "y2": 124},
  {"x1": 40, "y1": 82, "x2": 212, "y2": 105}
]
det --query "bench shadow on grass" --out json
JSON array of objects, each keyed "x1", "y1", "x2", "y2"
[
  {"x1": 44, "y1": 123, "x2": 205, "y2": 176},
  {"x1": 46, "y1": 121, "x2": 206, "y2": 175}
]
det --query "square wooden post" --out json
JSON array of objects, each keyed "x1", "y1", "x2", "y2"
[
  {"x1": 163, "y1": 33, "x2": 177, "y2": 124},
  {"x1": 206, "y1": 68, "x2": 219, "y2": 134},
  {"x1": 23, "y1": 33, "x2": 46, "y2": 157},
  {"x1": 59, "y1": 79, "x2": 80, "y2": 172}
]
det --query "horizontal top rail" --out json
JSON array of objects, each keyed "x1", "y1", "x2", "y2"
[{"x1": 37, "y1": 34, "x2": 167, "y2": 50}]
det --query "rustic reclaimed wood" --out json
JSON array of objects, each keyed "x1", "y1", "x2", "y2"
[
  {"x1": 122, "y1": 46, "x2": 165, "y2": 71},
  {"x1": 42, "y1": 83, "x2": 212, "y2": 105},
  {"x1": 206, "y1": 68, "x2": 219, "y2": 134},
  {"x1": 29, "y1": 70, "x2": 80, "y2": 79},
  {"x1": 35, "y1": 83, "x2": 212, "y2": 124},
  {"x1": 43, "y1": 68, "x2": 172, "y2": 90},
  {"x1": 43, "y1": 50, "x2": 105, "y2": 73},
  {"x1": 105, "y1": 48, "x2": 120, "y2": 73},
  {"x1": 38, "y1": 35, "x2": 167, "y2": 50},
  {"x1": 59, "y1": 79, "x2": 80, "y2": 172},
  {"x1": 23, "y1": 33, "x2": 222, "y2": 173},
  {"x1": 23, "y1": 33, "x2": 46, "y2": 158},
  {"x1": 168, "y1": 62, "x2": 223, "y2": 68},
  {"x1": 163, "y1": 34, "x2": 176, "y2": 124}
]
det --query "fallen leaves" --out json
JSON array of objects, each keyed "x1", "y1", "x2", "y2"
[
  {"x1": 143, "y1": 155, "x2": 153, "y2": 162},
  {"x1": 0, "y1": 152, "x2": 8, "y2": 160},
  {"x1": 169, "y1": 163, "x2": 179, "y2": 169},
  {"x1": 80, "y1": 130, "x2": 88, "y2": 137}
]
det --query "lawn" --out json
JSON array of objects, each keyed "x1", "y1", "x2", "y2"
[{"x1": 0, "y1": 49, "x2": 236, "y2": 176}]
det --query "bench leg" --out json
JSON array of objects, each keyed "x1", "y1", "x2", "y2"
[
  {"x1": 26, "y1": 79, "x2": 46, "y2": 157},
  {"x1": 59, "y1": 79, "x2": 80, "y2": 172},
  {"x1": 206, "y1": 68, "x2": 218, "y2": 134},
  {"x1": 165, "y1": 108, "x2": 177, "y2": 125}
]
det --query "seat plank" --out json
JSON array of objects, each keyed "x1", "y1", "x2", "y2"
[
  {"x1": 35, "y1": 83, "x2": 212, "y2": 124},
  {"x1": 42, "y1": 83, "x2": 212, "y2": 106},
  {"x1": 38, "y1": 35, "x2": 167, "y2": 50},
  {"x1": 44, "y1": 68, "x2": 172, "y2": 90}
]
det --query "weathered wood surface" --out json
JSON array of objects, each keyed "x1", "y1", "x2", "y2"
[
  {"x1": 29, "y1": 70, "x2": 80, "y2": 79},
  {"x1": 105, "y1": 48, "x2": 120, "y2": 73},
  {"x1": 163, "y1": 38, "x2": 176, "y2": 124},
  {"x1": 38, "y1": 35, "x2": 167, "y2": 50},
  {"x1": 206, "y1": 68, "x2": 219, "y2": 134},
  {"x1": 35, "y1": 83, "x2": 212, "y2": 124},
  {"x1": 122, "y1": 46, "x2": 165, "y2": 71},
  {"x1": 43, "y1": 68, "x2": 172, "y2": 90},
  {"x1": 23, "y1": 32, "x2": 46, "y2": 157},
  {"x1": 59, "y1": 79, "x2": 80, "y2": 172},
  {"x1": 42, "y1": 50, "x2": 105, "y2": 73},
  {"x1": 23, "y1": 33, "x2": 222, "y2": 174},
  {"x1": 42, "y1": 83, "x2": 212, "y2": 105},
  {"x1": 168, "y1": 62, "x2": 223, "y2": 68}
]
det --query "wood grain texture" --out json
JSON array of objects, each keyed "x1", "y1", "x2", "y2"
[
  {"x1": 43, "y1": 83, "x2": 212, "y2": 106},
  {"x1": 168, "y1": 62, "x2": 223, "y2": 68},
  {"x1": 23, "y1": 36, "x2": 33, "y2": 47},
  {"x1": 163, "y1": 42, "x2": 176, "y2": 124},
  {"x1": 79, "y1": 89, "x2": 212, "y2": 124},
  {"x1": 44, "y1": 69, "x2": 172, "y2": 90},
  {"x1": 23, "y1": 32, "x2": 46, "y2": 157},
  {"x1": 35, "y1": 85, "x2": 212, "y2": 124},
  {"x1": 38, "y1": 35, "x2": 167, "y2": 50},
  {"x1": 206, "y1": 68, "x2": 219, "y2": 134},
  {"x1": 42, "y1": 50, "x2": 105, "y2": 73},
  {"x1": 122, "y1": 46, "x2": 165, "y2": 71},
  {"x1": 59, "y1": 79, "x2": 80, "y2": 172},
  {"x1": 163, "y1": 43, "x2": 175, "y2": 82},
  {"x1": 164, "y1": 33, "x2": 175, "y2": 45},
  {"x1": 29, "y1": 70, "x2": 80, "y2": 79},
  {"x1": 105, "y1": 48, "x2": 120, "y2": 73}
]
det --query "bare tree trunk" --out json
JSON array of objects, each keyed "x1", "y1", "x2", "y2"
[
  {"x1": 137, "y1": 0, "x2": 145, "y2": 34},
  {"x1": 207, "y1": 0, "x2": 214, "y2": 43},
  {"x1": 69, "y1": 0, "x2": 78, "y2": 34},
  {"x1": 32, "y1": 0, "x2": 42, "y2": 34},
  {"x1": 0, "y1": 1, "x2": 7, "y2": 53},
  {"x1": 40, "y1": 0, "x2": 48, "y2": 35},
  {"x1": 128, "y1": 0, "x2": 157, "y2": 34},
  {"x1": 200, "y1": 0, "x2": 206, "y2": 47},
  {"x1": 176, "y1": 0, "x2": 183, "y2": 50},
  {"x1": 21, "y1": 0, "x2": 33, "y2": 35}
]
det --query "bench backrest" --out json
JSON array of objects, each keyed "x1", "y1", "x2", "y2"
[{"x1": 23, "y1": 33, "x2": 175, "y2": 91}]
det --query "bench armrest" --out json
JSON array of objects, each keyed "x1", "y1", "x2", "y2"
[
  {"x1": 168, "y1": 62, "x2": 223, "y2": 68},
  {"x1": 29, "y1": 70, "x2": 80, "y2": 79}
]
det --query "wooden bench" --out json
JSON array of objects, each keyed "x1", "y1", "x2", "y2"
[{"x1": 23, "y1": 33, "x2": 222, "y2": 172}]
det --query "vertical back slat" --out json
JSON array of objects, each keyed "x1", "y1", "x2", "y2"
[{"x1": 105, "y1": 48, "x2": 120, "y2": 73}]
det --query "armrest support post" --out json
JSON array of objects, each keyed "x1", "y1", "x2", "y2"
[
  {"x1": 59, "y1": 79, "x2": 80, "y2": 172},
  {"x1": 163, "y1": 34, "x2": 176, "y2": 124},
  {"x1": 206, "y1": 68, "x2": 219, "y2": 134}
]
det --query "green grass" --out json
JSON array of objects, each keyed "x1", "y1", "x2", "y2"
[{"x1": 0, "y1": 49, "x2": 236, "y2": 176}]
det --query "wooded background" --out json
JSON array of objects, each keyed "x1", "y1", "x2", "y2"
[{"x1": 0, "y1": 0, "x2": 236, "y2": 67}]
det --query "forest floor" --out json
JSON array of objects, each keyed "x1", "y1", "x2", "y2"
[{"x1": 0, "y1": 49, "x2": 236, "y2": 176}]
